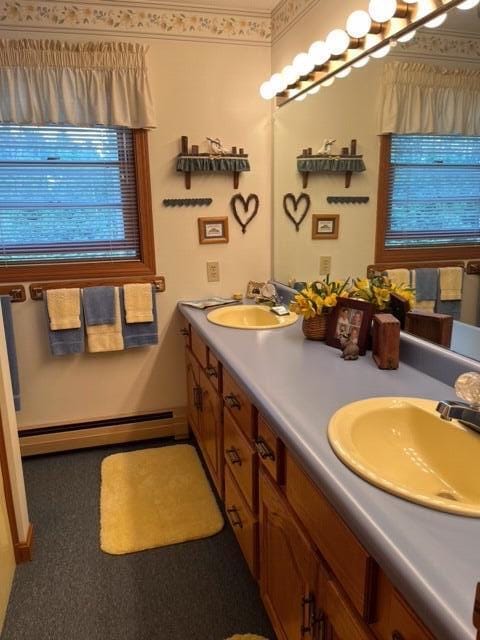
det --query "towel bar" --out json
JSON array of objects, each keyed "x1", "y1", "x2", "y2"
[
  {"x1": 367, "y1": 262, "x2": 468, "y2": 278},
  {"x1": 30, "y1": 276, "x2": 166, "y2": 301},
  {"x1": 0, "y1": 285, "x2": 26, "y2": 302}
]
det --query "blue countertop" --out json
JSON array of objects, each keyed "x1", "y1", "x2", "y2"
[{"x1": 179, "y1": 302, "x2": 480, "y2": 640}]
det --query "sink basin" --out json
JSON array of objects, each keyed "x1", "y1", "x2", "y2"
[
  {"x1": 207, "y1": 304, "x2": 298, "y2": 330},
  {"x1": 328, "y1": 397, "x2": 480, "y2": 517}
]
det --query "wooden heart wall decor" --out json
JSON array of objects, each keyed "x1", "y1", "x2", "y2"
[
  {"x1": 230, "y1": 193, "x2": 259, "y2": 234},
  {"x1": 283, "y1": 193, "x2": 311, "y2": 232}
]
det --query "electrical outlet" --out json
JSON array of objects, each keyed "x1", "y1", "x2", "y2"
[
  {"x1": 319, "y1": 256, "x2": 332, "y2": 275},
  {"x1": 206, "y1": 261, "x2": 220, "y2": 282}
]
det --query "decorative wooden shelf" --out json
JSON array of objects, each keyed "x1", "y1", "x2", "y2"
[
  {"x1": 176, "y1": 136, "x2": 250, "y2": 190},
  {"x1": 297, "y1": 139, "x2": 365, "y2": 189}
]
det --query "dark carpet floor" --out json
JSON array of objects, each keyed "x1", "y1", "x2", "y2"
[{"x1": 2, "y1": 439, "x2": 274, "y2": 640}]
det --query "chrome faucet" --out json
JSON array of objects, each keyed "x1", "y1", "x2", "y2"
[{"x1": 436, "y1": 372, "x2": 480, "y2": 435}]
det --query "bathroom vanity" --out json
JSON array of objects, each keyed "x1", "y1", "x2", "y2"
[{"x1": 179, "y1": 303, "x2": 480, "y2": 640}]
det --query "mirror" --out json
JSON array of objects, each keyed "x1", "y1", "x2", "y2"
[{"x1": 272, "y1": 6, "x2": 480, "y2": 359}]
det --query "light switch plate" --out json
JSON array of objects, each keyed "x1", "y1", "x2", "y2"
[
  {"x1": 319, "y1": 256, "x2": 331, "y2": 275},
  {"x1": 207, "y1": 261, "x2": 220, "y2": 282}
]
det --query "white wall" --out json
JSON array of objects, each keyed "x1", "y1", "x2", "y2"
[{"x1": 0, "y1": 28, "x2": 272, "y2": 429}]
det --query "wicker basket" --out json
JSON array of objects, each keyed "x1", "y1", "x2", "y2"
[{"x1": 302, "y1": 314, "x2": 328, "y2": 341}]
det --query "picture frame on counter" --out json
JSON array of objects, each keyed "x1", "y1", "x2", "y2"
[
  {"x1": 326, "y1": 297, "x2": 373, "y2": 356},
  {"x1": 198, "y1": 217, "x2": 229, "y2": 244},
  {"x1": 245, "y1": 280, "x2": 265, "y2": 299},
  {"x1": 312, "y1": 214, "x2": 339, "y2": 240}
]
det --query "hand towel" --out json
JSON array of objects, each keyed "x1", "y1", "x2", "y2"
[
  {"x1": 386, "y1": 269, "x2": 410, "y2": 288},
  {"x1": 86, "y1": 287, "x2": 124, "y2": 353},
  {"x1": 83, "y1": 286, "x2": 115, "y2": 326},
  {"x1": 414, "y1": 300, "x2": 436, "y2": 313},
  {"x1": 1, "y1": 296, "x2": 20, "y2": 411},
  {"x1": 45, "y1": 300, "x2": 85, "y2": 356},
  {"x1": 123, "y1": 283, "x2": 154, "y2": 323},
  {"x1": 439, "y1": 266, "x2": 463, "y2": 301},
  {"x1": 46, "y1": 288, "x2": 81, "y2": 330},
  {"x1": 120, "y1": 286, "x2": 158, "y2": 348},
  {"x1": 415, "y1": 268, "x2": 438, "y2": 302}
]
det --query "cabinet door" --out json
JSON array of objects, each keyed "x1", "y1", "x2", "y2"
[
  {"x1": 199, "y1": 369, "x2": 223, "y2": 495},
  {"x1": 185, "y1": 348, "x2": 200, "y2": 436},
  {"x1": 259, "y1": 469, "x2": 319, "y2": 640}
]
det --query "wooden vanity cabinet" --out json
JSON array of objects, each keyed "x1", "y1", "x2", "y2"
[{"x1": 185, "y1": 347, "x2": 200, "y2": 435}]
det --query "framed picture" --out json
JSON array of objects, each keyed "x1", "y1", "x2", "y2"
[
  {"x1": 198, "y1": 217, "x2": 229, "y2": 244},
  {"x1": 246, "y1": 280, "x2": 265, "y2": 299},
  {"x1": 326, "y1": 298, "x2": 373, "y2": 355},
  {"x1": 312, "y1": 214, "x2": 339, "y2": 240}
]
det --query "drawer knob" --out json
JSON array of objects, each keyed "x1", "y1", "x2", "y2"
[
  {"x1": 227, "y1": 506, "x2": 243, "y2": 529},
  {"x1": 224, "y1": 393, "x2": 241, "y2": 410},
  {"x1": 392, "y1": 632, "x2": 405, "y2": 640},
  {"x1": 205, "y1": 366, "x2": 217, "y2": 378},
  {"x1": 180, "y1": 328, "x2": 189, "y2": 336},
  {"x1": 255, "y1": 438, "x2": 275, "y2": 460},
  {"x1": 226, "y1": 447, "x2": 242, "y2": 466}
]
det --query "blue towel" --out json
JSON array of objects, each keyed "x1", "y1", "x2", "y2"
[
  {"x1": 1, "y1": 296, "x2": 20, "y2": 411},
  {"x1": 436, "y1": 297, "x2": 462, "y2": 320},
  {"x1": 415, "y1": 268, "x2": 438, "y2": 301},
  {"x1": 83, "y1": 286, "x2": 115, "y2": 326},
  {"x1": 120, "y1": 286, "x2": 158, "y2": 348},
  {"x1": 45, "y1": 299, "x2": 85, "y2": 356}
]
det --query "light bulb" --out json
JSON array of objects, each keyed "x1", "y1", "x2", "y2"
[
  {"x1": 425, "y1": 13, "x2": 447, "y2": 28},
  {"x1": 368, "y1": 0, "x2": 397, "y2": 23},
  {"x1": 404, "y1": 0, "x2": 418, "y2": 3},
  {"x1": 336, "y1": 67, "x2": 352, "y2": 78},
  {"x1": 322, "y1": 77, "x2": 335, "y2": 87},
  {"x1": 326, "y1": 29, "x2": 350, "y2": 56},
  {"x1": 307, "y1": 85, "x2": 321, "y2": 95},
  {"x1": 308, "y1": 40, "x2": 330, "y2": 66},
  {"x1": 295, "y1": 92, "x2": 307, "y2": 102},
  {"x1": 398, "y1": 29, "x2": 416, "y2": 43},
  {"x1": 281, "y1": 65, "x2": 298, "y2": 86},
  {"x1": 270, "y1": 73, "x2": 287, "y2": 93},
  {"x1": 346, "y1": 10, "x2": 372, "y2": 38},
  {"x1": 259, "y1": 81, "x2": 275, "y2": 100},
  {"x1": 352, "y1": 55, "x2": 370, "y2": 68},
  {"x1": 371, "y1": 44, "x2": 391, "y2": 58},
  {"x1": 457, "y1": 0, "x2": 479, "y2": 8},
  {"x1": 293, "y1": 52, "x2": 314, "y2": 76}
]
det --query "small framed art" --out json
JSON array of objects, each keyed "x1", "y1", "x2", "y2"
[
  {"x1": 312, "y1": 214, "x2": 339, "y2": 239},
  {"x1": 326, "y1": 297, "x2": 373, "y2": 355},
  {"x1": 198, "y1": 217, "x2": 229, "y2": 244}
]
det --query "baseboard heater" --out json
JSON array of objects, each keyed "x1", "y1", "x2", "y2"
[{"x1": 19, "y1": 409, "x2": 189, "y2": 456}]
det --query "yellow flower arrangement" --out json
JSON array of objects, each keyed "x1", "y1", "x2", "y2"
[
  {"x1": 350, "y1": 275, "x2": 415, "y2": 311},
  {"x1": 289, "y1": 277, "x2": 350, "y2": 319}
]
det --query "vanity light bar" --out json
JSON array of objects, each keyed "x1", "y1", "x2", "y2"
[{"x1": 261, "y1": 0, "x2": 475, "y2": 108}]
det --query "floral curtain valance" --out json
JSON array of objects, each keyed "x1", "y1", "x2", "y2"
[
  {"x1": 0, "y1": 39, "x2": 156, "y2": 128},
  {"x1": 379, "y1": 61, "x2": 480, "y2": 136}
]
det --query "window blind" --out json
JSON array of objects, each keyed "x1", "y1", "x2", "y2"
[
  {"x1": 385, "y1": 135, "x2": 480, "y2": 249},
  {"x1": 0, "y1": 125, "x2": 141, "y2": 265}
]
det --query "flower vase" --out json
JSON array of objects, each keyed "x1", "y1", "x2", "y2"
[{"x1": 302, "y1": 314, "x2": 328, "y2": 341}]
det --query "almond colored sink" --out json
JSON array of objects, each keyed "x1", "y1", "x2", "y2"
[
  {"x1": 207, "y1": 305, "x2": 298, "y2": 330},
  {"x1": 328, "y1": 397, "x2": 480, "y2": 517}
]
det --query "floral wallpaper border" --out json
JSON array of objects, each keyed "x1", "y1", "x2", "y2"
[
  {"x1": 397, "y1": 30, "x2": 480, "y2": 62},
  {"x1": 0, "y1": 1, "x2": 272, "y2": 44},
  {"x1": 271, "y1": 0, "x2": 319, "y2": 42}
]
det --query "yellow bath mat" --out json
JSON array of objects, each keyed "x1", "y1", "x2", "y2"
[{"x1": 100, "y1": 445, "x2": 224, "y2": 555}]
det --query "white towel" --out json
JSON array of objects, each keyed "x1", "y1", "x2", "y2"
[
  {"x1": 439, "y1": 267, "x2": 463, "y2": 301},
  {"x1": 86, "y1": 287, "x2": 124, "y2": 353},
  {"x1": 123, "y1": 283, "x2": 154, "y2": 323},
  {"x1": 386, "y1": 269, "x2": 410, "y2": 288},
  {"x1": 46, "y1": 288, "x2": 81, "y2": 330}
]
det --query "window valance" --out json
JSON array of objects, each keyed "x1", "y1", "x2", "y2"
[
  {"x1": 379, "y1": 61, "x2": 480, "y2": 136},
  {"x1": 0, "y1": 39, "x2": 156, "y2": 128}
]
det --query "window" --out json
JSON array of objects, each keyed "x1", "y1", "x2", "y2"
[
  {"x1": 0, "y1": 125, "x2": 155, "y2": 282},
  {"x1": 375, "y1": 134, "x2": 480, "y2": 262}
]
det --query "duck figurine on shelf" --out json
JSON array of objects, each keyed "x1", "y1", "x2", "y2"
[
  {"x1": 317, "y1": 138, "x2": 336, "y2": 155},
  {"x1": 207, "y1": 137, "x2": 229, "y2": 156}
]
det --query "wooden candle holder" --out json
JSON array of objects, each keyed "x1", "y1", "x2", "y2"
[{"x1": 372, "y1": 314, "x2": 400, "y2": 370}]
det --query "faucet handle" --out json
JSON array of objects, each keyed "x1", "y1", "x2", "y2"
[{"x1": 455, "y1": 372, "x2": 480, "y2": 409}]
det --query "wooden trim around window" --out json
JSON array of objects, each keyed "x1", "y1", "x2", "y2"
[
  {"x1": 0, "y1": 129, "x2": 156, "y2": 284},
  {"x1": 375, "y1": 134, "x2": 480, "y2": 263}
]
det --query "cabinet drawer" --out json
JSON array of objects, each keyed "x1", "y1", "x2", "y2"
[
  {"x1": 225, "y1": 465, "x2": 258, "y2": 578},
  {"x1": 205, "y1": 350, "x2": 221, "y2": 392},
  {"x1": 285, "y1": 451, "x2": 376, "y2": 620},
  {"x1": 191, "y1": 328, "x2": 208, "y2": 369},
  {"x1": 255, "y1": 416, "x2": 283, "y2": 484},
  {"x1": 224, "y1": 410, "x2": 256, "y2": 512},
  {"x1": 318, "y1": 565, "x2": 374, "y2": 640},
  {"x1": 223, "y1": 368, "x2": 255, "y2": 440},
  {"x1": 371, "y1": 571, "x2": 434, "y2": 640}
]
